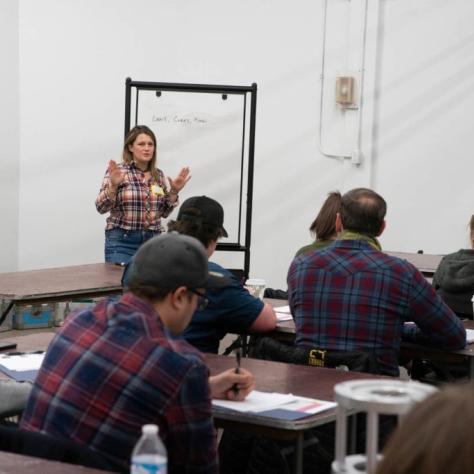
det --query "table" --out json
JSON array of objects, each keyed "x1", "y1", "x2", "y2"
[
  {"x1": 0, "y1": 332, "x2": 55, "y2": 381},
  {"x1": 268, "y1": 299, "x2": 474, "y2": 379},
  {"x1": 0, "y1": 263, "x2": 124, "y2": 328},
  {"x1": 0, "y1": 332, "x2": 55, "y2": 356},
  {"x1": 385, "y1": 251, "x2": 443, "y2": 277},
  {"x1": 0, "y1": 451, "x2": 111, "y2": 473},
  {"x1": 0, "y1": 332, "x2": 390, "y2": 474},
  {"x1": 205, "y1": 353, "x2": 390, "y2": 474}
]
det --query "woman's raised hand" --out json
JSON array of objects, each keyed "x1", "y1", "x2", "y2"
[
  {"x1": 108, "y1": 160, "x2": 125, "y2": 188},
  {"x1": 168, "y1": 166, "x2": 191, "y2": 193}
]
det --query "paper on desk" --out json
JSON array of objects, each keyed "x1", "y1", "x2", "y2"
[
  {"x1": 212, "y1": 390, "x2": 297, "y2": 412},
  {"x1": 276, "y1": 312, "x2": 293, "y2": 322},
  {"x1": 213, "y1": 391, "x2": 337, "y2": 418},
  {"x1": 0, "y1": 353, "x2": 44, "y2": 371},
  {"x1": 256, "y1": 397, "x2": 337, "y2": 420},
  {"x1": 466, "y1": 329, "x2": 474, "y2": 344},
  {"x1": 288, "y1": 396, "x2": 337, "y2": 415},
  {"x1": 274, "y1": 305, "x2": 293, "y2": 321}
]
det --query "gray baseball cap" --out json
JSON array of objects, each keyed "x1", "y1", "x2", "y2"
[{"x1": 127, "y1": 233, "x2": 230, "y2": 289}]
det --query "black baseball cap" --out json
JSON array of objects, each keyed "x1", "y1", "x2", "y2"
[
  {"x1": 177, "y1": 196, "x2": 228, "y2": 237},
  {"x1": 127, "y1": 233, "x2": 230, "y2": 289}
]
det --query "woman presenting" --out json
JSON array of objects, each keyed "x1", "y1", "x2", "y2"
[{"x1": 96, "y1": 125, "x2": 191, "y2": 263}]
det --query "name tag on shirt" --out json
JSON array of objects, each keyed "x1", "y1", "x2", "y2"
[{"x1": 151, "y1": 184, "x2": 164, "y2": 196}]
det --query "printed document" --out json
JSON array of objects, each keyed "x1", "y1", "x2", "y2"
[
  {"x1": 275, "y1": 305, "x2": 293, "y2": 321},
  {"x1": 212, "y1": 390, "x2": 336, "y2": 416},
  {"x1": 0, "y1": 353, "x2": 45, "y2": 371}
]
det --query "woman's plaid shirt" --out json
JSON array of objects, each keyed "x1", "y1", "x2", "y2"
[{"x1": 96, "y1": 162, "x2": 177, "y2": 232}]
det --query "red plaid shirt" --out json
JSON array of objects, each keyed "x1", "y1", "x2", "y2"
[
  {"x1": 288, "y1": 239, "x2": 466, "y2": 376},
  {"x1": 20, "y1": 294, "x2": 218, "y2": 473},
  {"x1": 95, "y1": 162, "x2": 177, "y2": 232}
]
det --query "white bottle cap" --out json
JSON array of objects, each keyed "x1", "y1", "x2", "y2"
[{"x1": 142, "y1": 424, "x2": 159, "y2": 435}]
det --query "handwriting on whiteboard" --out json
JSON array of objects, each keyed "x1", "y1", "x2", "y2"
[{"x1": 152, "y1": 114, "x2": 210, "y2": 126}]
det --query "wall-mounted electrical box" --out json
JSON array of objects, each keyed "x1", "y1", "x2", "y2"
[{"x1": 335, "y1": 76, "x2": 356, "y2": 107}]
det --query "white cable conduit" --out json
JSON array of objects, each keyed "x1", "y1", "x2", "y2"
[{"x1": 318, "y1": 0, "x2": 371, "y2": 165}]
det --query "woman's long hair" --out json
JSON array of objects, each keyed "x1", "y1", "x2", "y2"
[{"x1": 309, "y1": 191, "x2": 342, "y2": 241}]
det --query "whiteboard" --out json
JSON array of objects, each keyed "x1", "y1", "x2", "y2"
[{"x1": 131, "y1": 88, "x2": 250, "y2": 245}]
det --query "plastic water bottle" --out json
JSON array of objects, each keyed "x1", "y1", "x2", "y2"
[{"x1": 131, "y1": 424, "x2": 167, "y2": 474}]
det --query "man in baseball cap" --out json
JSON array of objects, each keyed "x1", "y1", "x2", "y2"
[
  {"x1": 21, "y1": 232, "x2": 254, "y2": 473},
  {"x1": 167, "y1": 195, "x2": 277, "y2": 353},
  {"x1": 177, "y1": 195, "x2": 228, "y2": 237}
]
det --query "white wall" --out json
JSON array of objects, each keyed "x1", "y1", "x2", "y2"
[
  {"x1": 5, "y1": 0, "x2": 474, "y2": 289},
  {"x1": 375, "y1": 0, "x2": 474, "y2": 253},
  {"x1": 0, "y1": 0, "x2": 20, "y2": 271}
]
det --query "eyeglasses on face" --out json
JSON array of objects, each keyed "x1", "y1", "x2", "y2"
[{"x1": 187, "y1": 288, "x2": 209, "y2": 311}]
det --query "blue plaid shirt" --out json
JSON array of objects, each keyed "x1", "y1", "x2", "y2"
[
  {"x1": 287, "y1": 239, "x2": 466, "y2": 375},
  {"x1": 21, "y1": 293, "x2": 218, "y2": 473}
]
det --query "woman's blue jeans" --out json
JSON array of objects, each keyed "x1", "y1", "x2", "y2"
[{"x1": 104, "y1": 228, "x2": 160, "y2": 264}]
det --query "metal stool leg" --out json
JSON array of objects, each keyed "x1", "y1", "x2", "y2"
[
  {"x1": 365, "y1": 411, "x2": 379, "y2": 474},
  {"x1": 334, "y1": 404, "x2": 348, "y2": 471}
]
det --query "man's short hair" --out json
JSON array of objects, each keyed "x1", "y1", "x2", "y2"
[
  {"x1": 168, "y1": 217, "x2": 224, "y2": 249},
  {"x1": 340, "y1": 188, "x2": 387, "y2": 236},
  {"x1": 127, "y1": 282, "x2": 172, "y2": 302}
]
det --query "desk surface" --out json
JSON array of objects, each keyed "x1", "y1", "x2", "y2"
[
  {"x1": 0, "y1": 451, "x2": 111, "y2": 474},
  {"x1": 0, "y1": 263, "x2": 123, "y2": 303},
  {"x1": 0, "y1": 332, "x2": 389, "y2": 435},
  {"x1": 205, "y1": 353, "x2": 388, "y2": 435},
  {"x1": 385, "y1": 251, "x2": 442, "y2": 275},
  {"x1": 0, "y1": 331, "x2": 55, "y2": 354}
]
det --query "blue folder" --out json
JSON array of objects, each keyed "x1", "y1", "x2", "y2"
[
  {"x1": 0, "y1": 366, "x2": 38, "y2": 382},
  {"x1": 254, "y1": 408, "x2": 315, "y2": 421}
]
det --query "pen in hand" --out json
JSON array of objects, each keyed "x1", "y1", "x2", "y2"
[{"x1": 232, "y1": 348, "x2": 242, "y2": 395}]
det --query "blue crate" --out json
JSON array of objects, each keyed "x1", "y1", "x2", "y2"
[{"x1": 12, "y1": 303, "x2": 54, "y2": 329}]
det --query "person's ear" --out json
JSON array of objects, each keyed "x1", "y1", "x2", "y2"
[
  {"x1": 161, "y1": 286, "x2": 191, "y2": 336},
  {"x1": 170, "y1": 286, "x2": 189, "y2": 309},
  {"x1": 207, "y1": 240, "x2": 218, "y2": 257},
  {"x1": 335, "y1": 213, "x2": 343, "y2": 233},
  {"x1": 376, "y1": 220, "x2": 386, "y2": 237}
]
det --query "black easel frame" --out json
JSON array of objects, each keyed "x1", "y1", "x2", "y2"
[{"x1": 124, "y1": 78, "x2": 257, "y2": 280}]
